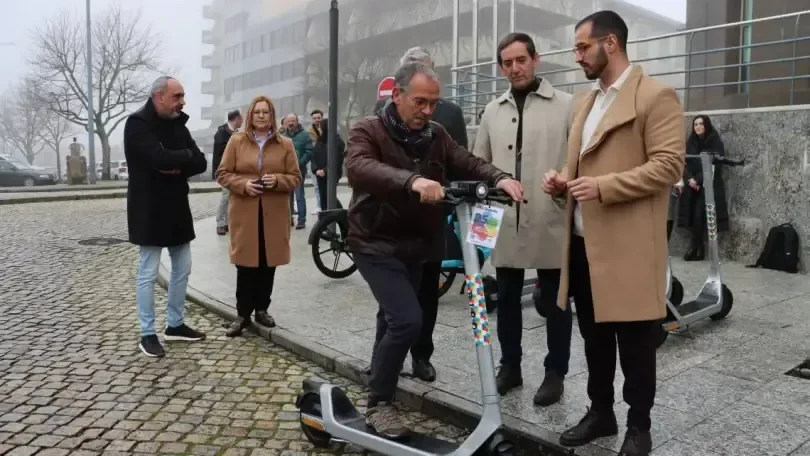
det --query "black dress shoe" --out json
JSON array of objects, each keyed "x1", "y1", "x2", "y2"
[
  {"x1": 533, "y1": 371, "x2": 564, "y2": 406},
  {"x1": 618, "y1": 427, "x2": 652, "y2": 456},
  {"x1": 225, "y1": 317, "x2": 250, "y2": 337},
  {"x1": 412, "y1": 359, "x2": 436, "y2": 382},
  {"x1": 559, "y1": 408, "x2": 618, "y2": 447},
  {"x1": 254, "y1": 311, "x2": 276, "y2": 328},
  {"x1": 495, "y1": 363, "x2": 523, "y2": 395}
]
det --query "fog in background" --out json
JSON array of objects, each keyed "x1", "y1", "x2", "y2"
[{"x1": 0, "y1": 0, "x2": 685, "y2": 169}]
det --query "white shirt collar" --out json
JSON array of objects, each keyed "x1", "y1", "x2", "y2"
[{"x1": 593, "y1": 64, "x2": 634, "y2": 95}]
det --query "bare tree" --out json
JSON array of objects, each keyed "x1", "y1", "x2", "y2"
[
  {"x1": 28, "y1": 6, "x2": 167, "y2": 180},
  {"x1": 39, "y1": 109, "x2": 73, "y2": 180},
  {"x1": 0, "y1": 80, "x2": 47, "y2": 164}
]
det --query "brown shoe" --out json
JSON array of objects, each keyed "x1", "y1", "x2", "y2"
[
  {"x1": 254, "y1": 311, "x2": 276, "y2": 328},
  {"x1": 216, "y1": 226, "x2": 227, "y2": 235}
]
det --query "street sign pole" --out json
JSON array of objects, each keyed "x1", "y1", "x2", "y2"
[
  {"x1": 85, "y1": 0, "x2": 97, "y2": 184},
  {"x1": 326, "y1": 0, "x2": 339, "y2": 210}
]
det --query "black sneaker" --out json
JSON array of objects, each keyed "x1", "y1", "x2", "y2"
[
  {"x1": 139, "y1": 335, "x2": 165, "y2": 358},
  {"x1": 164, "y1": 324, "x2": 206, "y2": 342}
]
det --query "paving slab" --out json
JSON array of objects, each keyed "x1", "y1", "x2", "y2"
[{"x1": 166, "y1": 190, "x2": 810, "y2": 455}]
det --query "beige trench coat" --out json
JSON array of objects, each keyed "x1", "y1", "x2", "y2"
[
  {"x1": 473, "y1": 78, "x2": 572, "y2": 270},
  {"x1": 216, "y1": 132, "x2": 302, "y2": 268},
  {"x1": 556, "y1": 66, "x2": 685, "y2": 323}
]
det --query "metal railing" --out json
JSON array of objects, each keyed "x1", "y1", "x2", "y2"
[{"x1": 447, "y1": 9, "x2": 810, "y2": 125}]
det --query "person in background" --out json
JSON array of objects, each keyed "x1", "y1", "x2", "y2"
[
  {"x1": 311, "y1": 117, "x2": 345, "y2": 209},
  {"x1": 282, "y1": 113, "x2": 312, "y2": 230},
  {"x1": 124, "y1": 75, "x2": 208, "y2": 358},
  {"x1": 216, "y1": 95, "x2": 302, "y2": 337},
  {"x1": 308, "y1": 109, "x2": 324, "y2": 214},
  {"x1": 543, "y1": 11, "x2": 684, "y2": 455},
  {"x1": 473, "y1": 32, "x2": 573, "y2": 405},
  {"x1": 213, "y1": 109, "x2": 243, "y2": 236},
  {"x1": 370, "y1": 46, "x2": 468, "y2": 382},
  {"x1": 678, "y1": 114, "x2": 728, "y2": 261}
]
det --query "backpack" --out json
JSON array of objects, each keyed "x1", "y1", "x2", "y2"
[{"x1": 747, "y1": 223, "x2": 800, "y2": 273}]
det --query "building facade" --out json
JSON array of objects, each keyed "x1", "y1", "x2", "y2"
[
  {"x1": 684, "y1": 0, "x2": 810, "y2": 111},
  {"x1": 194, "y1": 0, "x2": 684, "y2": 152}
]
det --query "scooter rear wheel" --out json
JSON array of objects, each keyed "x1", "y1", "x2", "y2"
[
  {"x1": 298, "y1": 394, "x2": 333, "y2": 448},
  {"x1": 709, "y1": 284, "x2": 733, "y2": 321}
]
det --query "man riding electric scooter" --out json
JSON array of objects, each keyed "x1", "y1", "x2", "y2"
[{"x1": 345, "y1": 61, "x2": 524, "y2": 439}]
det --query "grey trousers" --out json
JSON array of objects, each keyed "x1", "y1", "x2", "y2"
[{"x1": 216, "y1": 187, "x2": 230, "y2": 228}]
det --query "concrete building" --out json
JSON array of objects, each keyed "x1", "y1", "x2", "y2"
[
  {"x1": 193, "y1": 0, "x2": 683, "y2": 155},
  {"x1": 684, "y1": 0, "x2": 810, "y2": 110}
]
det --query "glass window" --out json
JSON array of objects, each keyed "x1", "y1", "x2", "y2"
[
  {"x1": 282, "y1": 62, "x2": 293, "y2": 79},
  {"x1": 271, "y1": 64, "x2": 282, "y2": 83},
  {"x1": 260, "y1": 35, "x2": 266, "y2": 52},
  {"x1": 271, "y1": 30, "x2": 280, "y2": 49},
  {"x1": 739, "y1": 0, "x2": 753, "y2": 92},
  {"x1": 293, "y1": 94, "x2": 305, "y2": 114}
]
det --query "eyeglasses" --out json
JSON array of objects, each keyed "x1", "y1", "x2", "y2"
[
  {"x1": 573, "y1": 36, "x2": 609, "y2": 56},
  {"x1": 399, "y1": 89, "x2": 438, "y2": 110}
]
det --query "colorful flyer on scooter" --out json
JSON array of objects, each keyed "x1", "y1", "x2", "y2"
[{"x1": 466, "y1": 203, "x2": 504, "y2": 249}]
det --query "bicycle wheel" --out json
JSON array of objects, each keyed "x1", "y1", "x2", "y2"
[{"x1": 310, "y1": 213, "x2": 357, "y2": 279}]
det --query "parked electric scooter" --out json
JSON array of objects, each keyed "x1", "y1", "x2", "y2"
[
  {"x1": 658, "y1": 152, "x2": 744, "y2": 342},
  {"x1": 296, "y1": 181, "x2": 556, "y2": 456}
]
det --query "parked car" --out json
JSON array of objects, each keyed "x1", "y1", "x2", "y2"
[
  {"x1": 0, "y1": 160, "x2": 59, "y2": 187},
  {"x1": 96, "y1": 161, "x2": 129, "y2": 180}
]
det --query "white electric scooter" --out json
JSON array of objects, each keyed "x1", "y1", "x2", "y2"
[{"x1": 296, "y1": 181, "x2": 558, "y2": 456}]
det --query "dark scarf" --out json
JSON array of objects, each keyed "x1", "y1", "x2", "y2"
[{"x1": 378, "y1": 99, "x2": 434, "y2": 157}]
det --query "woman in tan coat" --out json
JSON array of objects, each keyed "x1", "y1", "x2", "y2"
[{"x1": 216, "y1": 95, "x2": 302, "y2": 337}]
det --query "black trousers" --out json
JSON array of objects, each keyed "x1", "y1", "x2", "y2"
[
  {"x1": 410, "y1": 260, "x2": 440, "y2": 361},
  {"x1": 355, "y1": 253, "x2": 423, "y2": 404},
  {"x1": 569, "y1": 235, "x2": 656, "y2": 431},
  {"x1": 316, "y1": 174, "x2": 342, "y2": 210},
  {"x1": 686, "y1": 188, "x2": 706, "y2": 249},
  {"x1": 235, "y1": 201, "x2": 276, "y2": 319},
  {"x1": 495, "y1": 267, "x2": 572, "y2": 375}
]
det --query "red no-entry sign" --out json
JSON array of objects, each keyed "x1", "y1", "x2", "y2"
[{"x1": 377, "y1": 77, "x2": 395, "y2": 100}]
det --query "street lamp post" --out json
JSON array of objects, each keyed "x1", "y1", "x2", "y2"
[
  {"x1": 85, "y1": 0, "x2": 97, "y2": 184},
  {"x1": 326, "y1": 0, "x2": 339, "y2": 210}
]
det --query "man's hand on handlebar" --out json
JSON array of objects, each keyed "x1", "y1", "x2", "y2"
[
  {"x1": 542, "y1": 169, "x2": 568, "y2": 196},
  {"x1": 411, "y1": 176, "x2": 445, "y2": 204},
  {"x1": 495, "y1": 178, "x2": 524, "y2": 202}
]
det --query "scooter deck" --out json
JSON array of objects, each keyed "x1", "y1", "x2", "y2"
[
  {"x1": 673, "y1": 294, "x2": 717, "y2": 317},
  {"x1": 337, "y1": 416, "x2": 459, "y2": 453}
]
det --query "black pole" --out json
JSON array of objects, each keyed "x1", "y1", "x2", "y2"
[{"x1": 326, "y1": 0, "x2": 339, "y2": 210}]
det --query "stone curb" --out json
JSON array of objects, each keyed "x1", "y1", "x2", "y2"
[
  {"x1": 0, "y1": 181, "x2": 348, "y2": 206},
  {"x1": 158, "y1": 265, "x2": 599, "y2": 456}
]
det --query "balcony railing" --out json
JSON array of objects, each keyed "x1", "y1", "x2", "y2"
[
  {"x1": 201, "y1": 106, "x2": 213, "y2": 121},
  {"x1": 201, "y1": 54, "x2": 219, "y2": 69},
  {"x1": 202, "y1": 29, "x2": 217, "y2": 45},
  {"x1": 447, "y1": 9, "x2": 810, "y2": 126},
  {"x1": 201, "y1": 80, "x2": 215, "y2": 95},
  {"x1": 203, "y1": 4, "x2": 217, "y2": 20}
]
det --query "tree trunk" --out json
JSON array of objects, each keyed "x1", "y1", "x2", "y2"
[
  {"x1": 26, "y1": 148, "x2": 35, "y2": 164},
  {"x1": 55, "y1": 146, "x2": 62, "y2": 183},
  {"x1": 99, "y1": 132, "x2": 112, "y2": 181}
]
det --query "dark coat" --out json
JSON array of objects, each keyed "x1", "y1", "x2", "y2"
[
  {"x1": 311, "y1": 135, "x2": 345, "y2": 178},
  {"x1": 345, "y1": 117, "x2": 508, "y2": 263},
  {"x1": 124, "y1": 99, "x2": 208, "y2": 247},
  {"x1": 677, "y1": 130, "x2": 729, "y2": 231},
  {"x1": 212, "y1": 123, "x2": 234, "y2": 179},
  {"x1": 374, "y1": 97, "x2": 468, "y2": 149}
]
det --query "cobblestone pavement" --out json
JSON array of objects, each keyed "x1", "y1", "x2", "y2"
[{"x1": 0, "y1": 194, "x2": 469, "y2": 456}]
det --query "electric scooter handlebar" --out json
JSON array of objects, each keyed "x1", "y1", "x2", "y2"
[
  {"x1": 442, "y1": 181, "x2": 526, "y2": 206},
  {"x1": 684, "y1": 154, "x2": 745, "y2": 167}
]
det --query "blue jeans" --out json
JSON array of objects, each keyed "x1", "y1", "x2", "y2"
[
  {"x1": 289, "y1": 172, "x2": 307, "y2": 223},
  {"x1": 136, "y1": 243, "x2": 191, "y2": 336}
]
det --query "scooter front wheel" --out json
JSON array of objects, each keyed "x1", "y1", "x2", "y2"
[
  {"x1": 298, "y1": 394, "x2": 333, "y2": 448},
  {"x1": 709, "y1": 284, "x2": 733, "y2": 321}
]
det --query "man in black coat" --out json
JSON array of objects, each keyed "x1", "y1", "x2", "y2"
[
  {"x1": 369, "y1": 47, "x2": 469, "y2": 383},
  {"x1": 212, "y1": 109, "x2": 243, "y2": 235},
  {"x1": 124, "y1": 76, "x2": 208, "y2": 358}
]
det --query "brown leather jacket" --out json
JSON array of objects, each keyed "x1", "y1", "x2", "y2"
[{"x1": 345, "y1": 116, "x2": 510, "y2": 262}]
